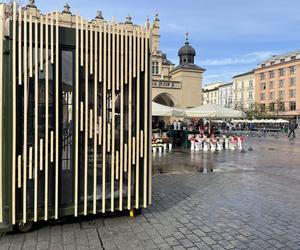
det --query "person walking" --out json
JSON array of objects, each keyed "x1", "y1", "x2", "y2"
[{"x1": 288, "y1": 121, "x2": 296, "y2": 139}]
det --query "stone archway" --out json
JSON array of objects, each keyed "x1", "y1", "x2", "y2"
[{"x1": 153, "y1": 93, "x2": 176, "y2": 107}]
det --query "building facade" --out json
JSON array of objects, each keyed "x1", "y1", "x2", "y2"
[
  {"x1": 255, "y1": 50, "x2": 300, "y2": 117},
  {"x1": 151, "y1": 18, "x2": 205, "y2": 109},
  {"x1": 232, "y1": 70, "x2": 255, "y2": 111},
  {"x1": 202, "y1": 82, "x2": 222, "y2": 105},
  {"x1": 218, "y1": 82, "x2": 233, "y2": 108}
]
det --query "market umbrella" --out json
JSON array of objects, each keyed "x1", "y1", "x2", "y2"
[
  {"x1": 185, "y1": 104, "x2": 246, "y2": 118},
  {"x1": 152, "y1": 101, "x2": 186, "y2": 117}
]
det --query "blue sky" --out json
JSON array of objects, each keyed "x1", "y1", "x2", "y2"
[{"x1": 35, "y1": 0, "x2": 300, "y2": 85}]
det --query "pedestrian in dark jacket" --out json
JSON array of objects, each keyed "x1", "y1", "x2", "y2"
[{"x1": 288, "y1": 121, "x2": 296, "y2": 139}]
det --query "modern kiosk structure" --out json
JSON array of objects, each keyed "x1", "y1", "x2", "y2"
[{"x1": 0, "y1": 1, "x2": 152, "y2": 232}]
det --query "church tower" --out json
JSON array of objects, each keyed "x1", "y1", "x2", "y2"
[{"x1": 170, "y1": 33, "x2": 205, "y2": 108}]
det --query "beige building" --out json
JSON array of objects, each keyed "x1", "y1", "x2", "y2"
[
  {"x1": 255, "y1": 50, "x2": 300, "y2": 117},
  {"x1": 232, "y1": 70, "x2": 255, "y2": 111},
  {"x1": 151, "y1": 16, "x2": 205, "y2": 109},
  {"x1": 202, "y1": 82, "x2": 222, "y2": 105}
]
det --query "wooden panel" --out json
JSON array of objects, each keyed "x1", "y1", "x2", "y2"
[
  {"x1": 44, "y1": 15, "x2": 49, "y2": 221},
  {"x1": 18, "y1": 7, "x2": 22, "y2": 85},
  {"x1": 23, "y1": 10, "x2": 28, "y2": 223}
]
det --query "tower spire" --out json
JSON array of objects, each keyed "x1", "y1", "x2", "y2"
[{"x1": 185, "y1": 32, "x2": 189, "y2": 45}]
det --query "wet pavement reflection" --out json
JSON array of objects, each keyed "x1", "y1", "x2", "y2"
[{"x1": 153, "y1": 134, "x2": 300, "y2": 175}]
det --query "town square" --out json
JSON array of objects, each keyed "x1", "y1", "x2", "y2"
[{"x1": 0, "y1": 0, "x2": 299, "y2": 249}]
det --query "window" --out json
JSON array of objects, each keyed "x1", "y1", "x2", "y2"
[
  {"x1": 289, "y1": 66, "x2": 296, "y2": 74},
  {"x1": 289, "y1": 89, "x2": 296, "y2": 98},
  {"x1": 279, "y1": 90, "x2": 285, "y2": 100},
  {"x1": 279, "y1": 68, "x2": 285, "y2": 76},
  {"x1": 270, "y1": 61, "x2": 275, "y2": 65},
  {"x1": 260, "y1": 82, "x2": 266, "y2": 90},
  {"x1": 269, "y1": 81, "x2": 274, "y2": 89},
  {"x1": 289, "y1": 77, "x2": 296, "y2": 87},
  {"x1": 235, "y1": 83, "x2": 238, "y2": 89},
  {"x1": 291, "y1": 56, "x2": 296, "y2": 61},
  {"x1": 249, "y1": 91, "x2": 253, "y2": 99},
  {"x1": 249, "y1": 80, "x2": 253, "y2": 88},
  {"x1": 260, "y1": 73, "x2": 265, "y2": 80},
  {"x1": 260, "y1": 93, "x2": 265, "y2": 101},
  {"x1": 269, "y1": 103, "x2": 275, "y2": 111},
  {"x1": 279, "y1": 102, "x2": 285, "y2": 111},
  {"x1": 269, "y1": 92, "x2": 274, "y2": 100},
  {"x1": 241, "y1": 93, "x2": 244, "y2": 99},
  {"x1": 152, "y1": 61, "x2": 159, "y2": 75},
  {"x1": 260, "y1": 104, "x2": 266, "y2": 112},
  {"x1": 279, "y1": 79, "x2": 285, "y2": 88},
  {"x1": 280, "y1": 58, "x2": 285, "y2": 63},
  {"x1": 262, "y1": 64, "x2": 266, "y2": 68},
  {"x1": 289, "y1": 101, "x2": 296, "y2": 111},
  {"x1": 249, "y1": 103, "x2": 254, "y2": 110},
  {"x1": 269, "y1": 70, "x2": 275, "y2": 78},
  {"x1": 235, "y1": 93, "x2": 237, "y2": 100}
]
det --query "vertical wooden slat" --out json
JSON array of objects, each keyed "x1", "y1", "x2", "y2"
[
  {"x1": 80, "y1": 101, "x2": 84, "y2": 131},
  {"x1": 146, "y1": 27, "x2": 152, "y2": 205},
  {"x1": 29, "y1": 14, "x2": 33, "y2": 77},
  {"x1": 50, "y1": 131, "x2": 54, "y2": 162},
  {"x1": 98, "y1": 25, "x2": 102, "y2": 82},
  {"x1": 107, "y1": 23, "x2": 111, "y2": 90},
  {"x1": 74, "y1": 13, "x2": 79, "y2": 217},
  {"x1": 89, "y1": 109, "x2": 93, "y2": 139},
  {"x1": 18, "y1": 155, "x2": 22, "y2": 188},
  {"x1": 90, "y1": 23, "x2": 93, "y2": 74},
  {"x1": 107, "y1": 123, "x2": 111, "y2": 152},
  {"x1": 44, "y1": 15, "x2": 49, "y2": 221},
  {"x1": 102, "y1": 22, "x2": 107, "y2": 213},
  {"x1": 93, "y1": 24, "x2": 98, "y2": 214},
  {"x1": 11, "y1": 1, "x2": 17, "y2": 224},
  {"x1": 0, "y1": 4, "x2": 4, "y2": 223},
  {"x1": 132, "y1": 137, "x2": 135, "y2": 165},
  {"x1": 23, "y1": 10, "x2": 28, "y2": 223},
  {"x1": 119, "y1": 26, "x2": 124, "y2": 210},
  {"x1": 124, "y1": 28, "x2": 128, "y2": 84},
  {"x1": 141, "y1": 28, "x2": 144, "y2": 72},
  {"x1": 124, "y1": 143, "x2": 127, "y2": 179},
  {"x1": 80, "y1": 18, "x2": 83, "y2": 66},
  {"x1": 127, "y1": 28, "x2": 132, "y2": 210},
  {"x1": 29, "y1": 147, "x2": 33, "y2": 179},
  {"x1": 111, "y1": 22, "x2": 116, "y2": 212},
  {"x1": 116, "y1": 151, "x2": 119, "y2": 180},
  {"x1": 40, "y1": 15, "x2": 43, "y2": 71},
  {"x1": 83, "y1": 21, "x2": 89, "y2": 216},
  {"x1": 18, "y1": 6, "x2": 22, "y2": 85},
  {"x1": 143, "y1": 28, "x2": 148, "y2": 207},
  {"x1": 135, "y1": 28, "x2": 140, "y2": 209},
  {"x1": 55, "y1": 11, "x2": 59, "y2": 219},
  {"x1": 140, "y1": 130, "x2": 143, "y2": 157},
  {"x1": 34, "y1": 14, "x2": 39, "y2": 223},
  {"x1": 116, "y1": 24, "x2": 120, "y2": 91},
  {"x1": 50, "y1": 12, "x2": 54, "y2": 64},
  {"x1": 98, "y1": 116, "x2": 102, "y2": 145},
  {"x1": 39, "y1": 139, "x2": 43, "y2": 171}
]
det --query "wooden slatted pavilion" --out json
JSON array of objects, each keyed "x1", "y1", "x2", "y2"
[{"x1": 0, "y1": 1, "x2": 152, "y2": 232}]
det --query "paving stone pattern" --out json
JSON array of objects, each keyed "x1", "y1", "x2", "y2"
[{"x1": 1, "y1": 135, "x2": 300, "y2": 249}]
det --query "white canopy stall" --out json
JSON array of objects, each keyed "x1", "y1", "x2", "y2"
[
  {"x1": 185, "y1": 104, "x2": 246, "y2": 118},
  {"x1": 152, "y1": 102, "x2": 186, "y2": 117}
]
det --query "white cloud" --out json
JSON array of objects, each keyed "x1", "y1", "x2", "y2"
[{"x1": 202, "y1": 51, "x2": 280, "y2": 66}]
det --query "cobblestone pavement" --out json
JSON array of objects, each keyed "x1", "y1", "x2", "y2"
[{"x1": 1, "y1": 134, "x2": 300, "y2": 249}]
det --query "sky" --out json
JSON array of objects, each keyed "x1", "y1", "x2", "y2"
[{"x1": 33, "y1": 0, "x2": 300, "y2": 85}]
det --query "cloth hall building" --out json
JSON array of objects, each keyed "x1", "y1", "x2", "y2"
[{"x1": 151, "y1": 16, "x2": 205, "y2": 109}]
